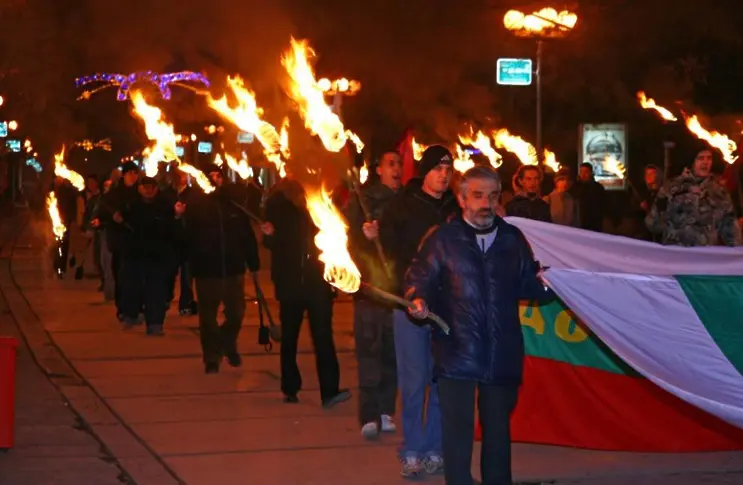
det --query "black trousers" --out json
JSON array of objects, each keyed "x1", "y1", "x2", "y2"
[
  {"x1": 438, "y1": 378, "x2": 519, "y2": 485},
  {"x1": 279, "y1": 295, "x2": 340, "y2": 401},
  {"x1": 119, "y1": 257, "x2": 168, "y2": 327},
  {"x1": 195, "y1": 274, "x2": 245, "y2": 364},
  {"x1": 112, "y1": 250, "x2": 122, "y2": 313},
  {"x1": 353, "y1": 299, "x2": 396, "y2": 425}
]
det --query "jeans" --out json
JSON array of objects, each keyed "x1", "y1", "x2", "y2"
[
  {"x1": 279, "y1": 295, "x2": 340, "y2": 401},
  {"x1": 393, "y1": 309, "x2": 441, "y2": 459},
  {"x1": 195, "y1": 274, "x2": 245, "y2": 364},
  {"x1": 119, "y1": 257, "x2": 168, "y2": 327},
  {"x1": 354, "y1": 299, "x2": 397, "y2": 426},
  {"x1": 438, "y1": 379, "x2": 519, "y2": 485}
]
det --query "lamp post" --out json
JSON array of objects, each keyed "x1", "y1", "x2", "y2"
[
  {"x1": 317, "y1": 77, "x2": 361, "y2": 119},
  {"x1": 503, "y1": 8, "x2": 577, "y2": 158}
]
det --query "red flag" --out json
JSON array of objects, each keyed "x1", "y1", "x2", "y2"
[{"x1": 396, "y1": 128, "x2": 416, "y2": 186}]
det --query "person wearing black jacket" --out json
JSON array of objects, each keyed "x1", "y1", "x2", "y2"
[
  {"x1": 570, "y1": 162, "x2": 606, "y2": 232},
  {"x1": 177, "y1": 164, "x2": 260, "y2": 374},
  {"x1": 260, "y1": 175, "x2": 350, "y2": 408},
  {"x1": 506, "y1": 165, "x2": 552, "y2": 223},
  {"x1": 344, "y1": 150, "x2": 401, "y2": 439},
  {"x1": 162, "y1": 169, "x2": 199, "y2": 315},
  {"x1": 92, "y1": 162, "x2": 141, "y2": 319},
  {"x1": 378, "y1": 145, "x2": 459, "y2": 478},
  {"x1": 118, "y1": 176, "x2": 178, "y2": 336}
]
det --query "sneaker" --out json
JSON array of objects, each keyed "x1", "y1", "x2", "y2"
[
  {"x1": 146, "y1": 325, "x2": 165, "y2": 336},
  {"x1": 360, "y1": 422, "x2": 379, "y2": 440},
  {"x1": 423, "y1": 455, "x2": 444, "y2": 475},
  {"x1": 179, "y1": 308, "x2": 193, "y2": 316},
  {"x1": 381, "y1": 414, "x2": 397, "y2": 433},
  {"x1": 322, "y1": 389, "x2": 351, "y2": 409},
  {"x1": 204, "y1": 362, "x2": 219, "y2": 374},
  {"x1": 121, "y1": 317, "x2": 140, "y2": 330},
  {"x1": 283, "y1": 394, "x2": 299, "y2": 403},
  {"x1": 400, "y1": 456, "x2": 422, "y2": 479},
  {"x1": 225, "y1": 351, "x2": 242, "y2": 368}
]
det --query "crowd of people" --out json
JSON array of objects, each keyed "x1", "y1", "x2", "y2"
[{"x1": 48, "y1": 142, "x2": 742, "y2": 485}]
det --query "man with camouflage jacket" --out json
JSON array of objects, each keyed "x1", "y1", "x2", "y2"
[{"x1": 646, "y1": 148, "x2": 742, "y2": 247}]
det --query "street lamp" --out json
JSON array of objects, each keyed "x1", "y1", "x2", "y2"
[
  {"x1": 504, "y1": 7, "x2": 577, "y2": 157},
  {"x1": 317, "y1": 77, "x2": 361, "y2": 117},
  {"x1": 8, "y1": 120, "x2": 18, "y2": 131}
]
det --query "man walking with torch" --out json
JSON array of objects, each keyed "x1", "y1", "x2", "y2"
[
  {"x1": 345, "y1": 149, "x2": 402, "y2": 439},
  {"x1": 379, "y1": 145, "x2": 458, "y2": 478},
  {"x1": 406, "y1": 165, "x2": 551, "y2": 485}
]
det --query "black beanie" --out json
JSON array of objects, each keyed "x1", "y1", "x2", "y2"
[
  {"x1": 418, "y1": 145, "x2": 453, "y2": 177},
  {"x1": 120, "y1": 161, "x2": 139, "y2": 174}
]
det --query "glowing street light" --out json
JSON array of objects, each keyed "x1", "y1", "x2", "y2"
[
  {"x1": 8, "y1": 120, "x2": 18, "y2": 131},
  {"x1": 0, "y1": 96, "x2": 4, "y2": 107},
  {"x1": 317, "y1": 77, "x2": 361, "y2": 117},
  {"x1": 503, "y1": 7, "x2": 577, "y2": 157}
]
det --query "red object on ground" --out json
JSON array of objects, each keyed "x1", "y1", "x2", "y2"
[
  {"x1": 396, "y1": 128, "x2": 416, "y2": 186},
  {"x1": 0, "y1": 336, "x2": 18, "y2": 450},
  {"x1": 474, "y1": 356, "x2": 743, "y2": 452}
]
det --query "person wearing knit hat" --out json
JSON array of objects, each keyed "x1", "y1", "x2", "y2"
[
  {"x1": 377, "y1": 143, "x2": 458, "y2": 477},
  {"x1": 120, "y1": 161, "x2": 139, "y2": 175}
]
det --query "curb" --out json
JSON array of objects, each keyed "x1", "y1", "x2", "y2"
[{"x1": 1, "y1": 213, "x2": 183, "y2": 485}]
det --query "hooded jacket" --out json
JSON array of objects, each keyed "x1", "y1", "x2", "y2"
[{"x1": 404, "y1": 215, "x2": 552, "y2": 385}]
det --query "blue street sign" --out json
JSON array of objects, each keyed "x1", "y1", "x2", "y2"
[
  {"x1": 197, "y1": 141, "x2": 213, "y2": 154},
  {"x1": 0, "y1": 122, "x2": 7, "y2": 138},
  {"x1": 237, "y1": 131, "x2": 254, "y2": 144},
  {"x1": 496, "y1": 58, "x2": 533, "y2": 86},
  {"x1": 175, "y1": 146, "x2": 185, "y2": 157},
  {"x1": 6, "y1": 139, "x2": 20, "y2": 152}
]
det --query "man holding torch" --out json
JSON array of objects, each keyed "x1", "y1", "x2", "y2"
[{"x1": 406, "y1": 165, "x2": 551, "y2": 485}]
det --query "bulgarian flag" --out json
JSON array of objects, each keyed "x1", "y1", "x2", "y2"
[{"x1": 493, "y1": 218, "x2": 743, "y2": 452}]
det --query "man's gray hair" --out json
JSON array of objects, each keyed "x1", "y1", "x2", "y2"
[{"x1": 459, "y1": 165, "x2": 502, "y2": 196}]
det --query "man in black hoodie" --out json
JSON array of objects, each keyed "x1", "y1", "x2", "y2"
[
  {"x1": 345, "y1": 150, "x2": 402, "y2": 439},
  {"x1": 570, "y1": 162, "x2": 606, "y2": 232},
  {"x1": 118, "y1": 176, "x2": 178, "y2": 335},
  {"x1": 260, "y1": 174, "x2": 350, "y2": 408},
  {"x1": 378, "y1": 145, "x2": 458, "y2": 478},
  {"x1": 177, "y1": 164, "x2": 260, "y2": 374}
]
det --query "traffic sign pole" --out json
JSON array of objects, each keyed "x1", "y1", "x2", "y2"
[{"x1": 536, "y1": 40, "x2": 543, "y2": 157}]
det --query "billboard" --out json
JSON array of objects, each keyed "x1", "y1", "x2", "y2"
[{"x1": 578, "y1": 123, "x2": 627, "y2": 191}]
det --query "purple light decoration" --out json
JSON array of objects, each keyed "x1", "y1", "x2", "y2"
[{"x1": 75, "y1": 71, "x2": 211, "y2": 101}]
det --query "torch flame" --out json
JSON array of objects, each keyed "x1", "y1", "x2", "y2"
[
  {"x1": 130, "y1": 91, "x2": 214, "y2": 192},
  {"x1": 543, "y1": 149, "x2": 561, "y2": 172},
  {"x1": 504, "y1": 8, "x2": 577, "y2": 35},
  {"x1": 216, "y1": 153, "x2": 253, "y2": 180},
  {"x1": 458, "y1": 128, "x2": 503, "y2": 169},
  {"x1": 603, "y1": 155, "x2": 626, "y2": 179},
  {"x1": 281, "y1": 38, "x2": 363, "y2": 154},
  {"x1": 305, "y1": 187, "x2": 361, "y2": 294},
  {"x1": 684, "y1": 115, "x2": 738, "y2": 164},
  {"x1": 53, "y1": 147, "x2": 85, "y2": 191},
  {"x1": 412, "y1": 138, "x2": 428, "y2": 161},
  {"x1": 493, "y1": 128, "x2": 539, "y2": 166},
  {"x1": 359, "y1": 162, "x2": 368, "y2": 184},
  {"x1": 207, "y1": 76, "x2": 286, "y2": 176},
  {"x1": 637, "y1": 91, "x2": 677, "y2": 122},
  {"x1": 46, "y1": 192, "x2": 66, "y2": 241},
  {"x1": 453, "y1": 145, "x2": 475, "y2": 173},
  {"x1": 279, "y1": 117, "x2": 291, "y2": 161}
]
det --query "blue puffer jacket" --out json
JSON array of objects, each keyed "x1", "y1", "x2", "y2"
[{"x1": 404, "y1": 215, "x2": 552, "y2": 386}]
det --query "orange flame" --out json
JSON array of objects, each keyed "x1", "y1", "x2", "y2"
[
  {"x1": 304, "y1": 187, "x2": 361, "y2": 293},
  {"x1": 216, "y1": 153, "x2": 253, "y2": 180},
  {"x1": 207, "y1": 76, "x2": 286, "y2": 176},
  {"x1": 412, "y1": 138, "x2": 428, "y2": 161},
  {"x1": 53, "y1": 147, "x2": 85, "y2": 191},
  {"x1": 684, "y1": 115, "x2": 738, "y2": 164},
  {"x1": 493, "y1": 129, "x2": 539, "y2": 165},
  {"x1": 281, "y1": 38, "x2": 363, "y2": 154},
  {"x1": 359, "y1": 162, "x2": 368, "y2": 184},
  {"x1": 453, "y1": 145, "x2": 475, "y2": 173},
  {"x1": 543, "y1": 149, "x2": 561, "y2": 172},
  {"x1": 602, "y1": 155, "x2": 626, "y2": 179},
  {"x1": 637, "y1": 91, "x2": 677, "y2": 122},
  {"x1": 130, "y1": 91, "x2": 214, "y2": 192},
  {"x1": 46, "y1": 192, "x2": 66, "y2": 240},
  {"x1": 458, "y1": 128, "x2": 503, "y2": 169}
]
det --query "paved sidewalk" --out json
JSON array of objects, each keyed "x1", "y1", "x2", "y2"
[{"x1": 4, "y1": 217, "x2": 743, "y2": 485}]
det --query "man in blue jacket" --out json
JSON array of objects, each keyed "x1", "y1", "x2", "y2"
[{"x1": 406, "y1": 165, "x2": 551, "y2": 485}]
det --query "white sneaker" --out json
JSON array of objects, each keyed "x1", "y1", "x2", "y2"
[
  {"x1": 361, "y1": 421, "x2": 379, "y2": 440},
  {"x1": 400, "y1": 456, "x2": 422, "y2": 478},
  {"x1": 424, "y1": 455, "x2": 444, "y2": 474},
  {"x1": 381, "y1": 414, "x2": 397, "y2": 432}
]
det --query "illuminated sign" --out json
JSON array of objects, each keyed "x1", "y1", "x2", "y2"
[
  {"x1": 197, "y1": 141, "x2": 213, "y2": 154},
  {"x1": 175, "y1": 146, "x2": 185, "y2": 157},
  {"x1": 0, "y1": 122, "x2": 7, "y2": 138},
  {"x1": 6, "y1": 139, "x2": 20, "y2": 152},
  {"x1": 496, "y1": 58, "x2": 533, "y2": 86},
  {"x1": 237, "y1": 131, "x2": 254, "y2": 144}
]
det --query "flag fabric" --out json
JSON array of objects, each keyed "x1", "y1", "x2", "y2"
[
  {"x1": 395, "y1": 128, "x2": 416, "y2": 186},
  {"x1": 481, "y1": 218, "x2": 743, "y2": 451}
]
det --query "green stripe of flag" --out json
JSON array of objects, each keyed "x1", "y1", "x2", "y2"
[{"x1": 676, "y1": 275, "x2": 743, "y2": 378}]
